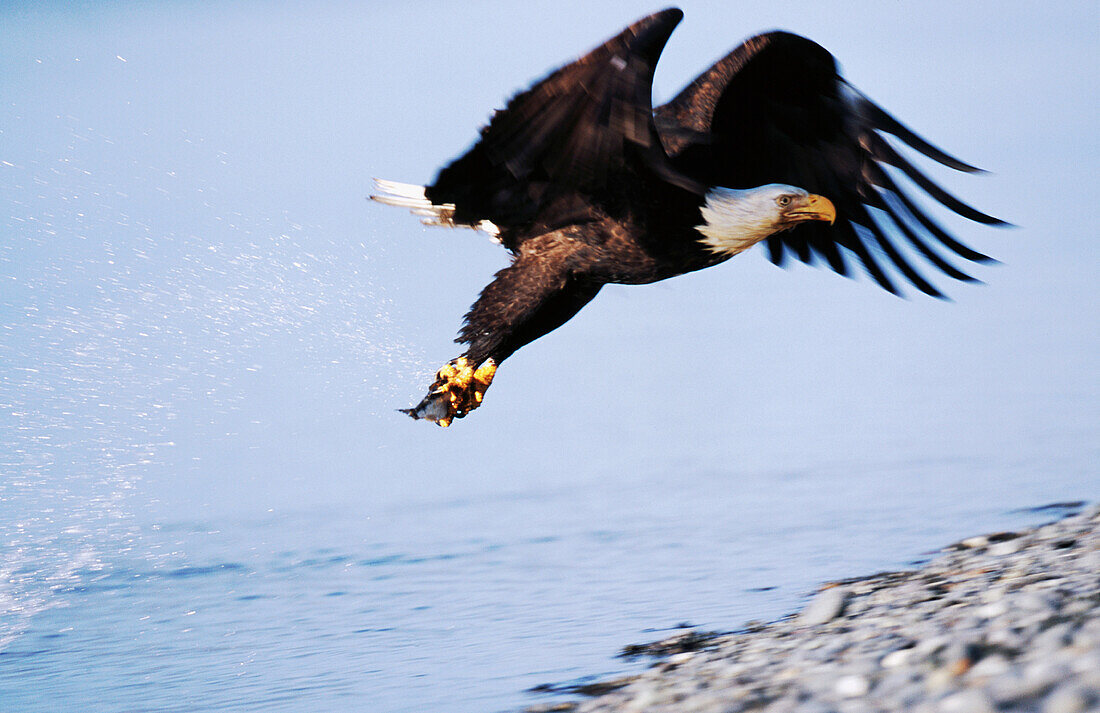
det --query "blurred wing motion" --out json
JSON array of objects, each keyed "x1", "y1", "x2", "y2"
[
  {"x1": 424, "y1": 8, "x2": 698, "y2": 242},
  {"x1": 655, "y1": 31, "x2": 1004, "y2": 297}
]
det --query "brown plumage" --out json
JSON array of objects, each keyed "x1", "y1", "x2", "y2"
[{"x1": 372, "y1": 8, "x2": 1002, "y2": 426}]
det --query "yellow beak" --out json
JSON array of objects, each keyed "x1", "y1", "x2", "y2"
[{"x1": 791, "y1": 194, "x2": 837, "y2": 225}]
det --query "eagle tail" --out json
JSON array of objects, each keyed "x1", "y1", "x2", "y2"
[{"x1": 370, "y1": 178, "x2": 500, "y2": 240}]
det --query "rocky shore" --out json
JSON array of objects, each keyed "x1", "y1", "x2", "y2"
[{"x1": 531, "y1": 503, "x2": 1100, "y2": 713}]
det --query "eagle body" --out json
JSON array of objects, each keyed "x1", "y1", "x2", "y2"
[{"x1": 372, "y1": 8, "x2": 1002, "y2": 426}]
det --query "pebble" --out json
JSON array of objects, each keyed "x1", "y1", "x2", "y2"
[
  {"x1": 975, "y1": 600, "x2": 1008, "y2": 619},
  {"x1": 1043, "y1": 684, "x2": 1091, "y2": 713},
  {"x1": 925, "y1": 666, "x2": 957, "y2": 693},
  {"x1": 1033, "y1": 622, "x2": 1074, "y2": 649},
  {"x1": 799, "y1": 586, "x2": 849, "y2": 627},
  {"x1": 938, "y1": 689, "x2": 996, "y2": 713},
  {"x1": 560, "y1": 505, "x2": 1100, "y2": 713},
  {"x1": 835, "y1": 674, "x2": 869, "y2": 698},
  {"x1": 966, "y1": 654, "x2": 1010, "y2": 678},
  {"x1": 987, "y1": 540, "x2": 1021, "y2": 556},
  {"x1": 880, "y1": 648, "x2": 912, "y2": 668}
]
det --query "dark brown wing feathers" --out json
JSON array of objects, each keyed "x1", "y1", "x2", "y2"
[
  {"x1": 654, "y1": 30, "x2": 1000, "y2": 296},
  {"x1": 425, "y1": 8, "x2": 698, "y2": 238}
]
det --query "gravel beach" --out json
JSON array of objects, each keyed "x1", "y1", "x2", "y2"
[{"x1": 531, "y1": 504, "x2": 1100, "y2": 713}]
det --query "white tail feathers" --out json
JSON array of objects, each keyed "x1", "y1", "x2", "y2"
[
  {"x1": 370, "y1": 179, "x2": 435, "y2": 210},
  {"x1": 370, "y1": 178, "x2": 500, "y2": 240}
]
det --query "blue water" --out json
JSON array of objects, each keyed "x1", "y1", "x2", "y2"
[
  {"x1": 1, "y1": 466, "x2": 1094, "y2": 712},
  {"x1": 2, "y1": 2, "x2": 1097, "y2": 713}
]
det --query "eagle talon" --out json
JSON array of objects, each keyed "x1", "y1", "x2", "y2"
[{"x1": 403, "y1": 358, "x2": 497, "y2": 427}]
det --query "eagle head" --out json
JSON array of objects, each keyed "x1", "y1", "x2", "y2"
[{"x1": 696, "y1": 184, "x2": 837, "y2": 256}]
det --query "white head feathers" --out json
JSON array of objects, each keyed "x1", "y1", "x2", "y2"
[{"x1": 695, "y1": 184, "x2": 811, "y2": 256}]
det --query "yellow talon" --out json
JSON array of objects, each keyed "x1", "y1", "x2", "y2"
[{"x1": 403, "y1": 357, "x2": 497, "y2": 426}]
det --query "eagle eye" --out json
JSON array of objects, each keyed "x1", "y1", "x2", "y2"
[{"x1": 777, "y1": 195, "x2": 792, "y2": 207}]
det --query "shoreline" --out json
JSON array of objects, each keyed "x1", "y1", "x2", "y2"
[{"x1": 529, "y1": 503, "x2": 1100, "y2": 713}]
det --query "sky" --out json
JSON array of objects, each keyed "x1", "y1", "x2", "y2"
[{"x1": 1, "y1": 0, "x2": 1097, "y2": 522}]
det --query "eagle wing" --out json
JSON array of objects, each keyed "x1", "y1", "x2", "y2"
[
  {"x1": 424, "y1": 8, "x2": 699, "y2": 241},
  {"x1": 458, "y1": 239, "x2": 603, "y2": 365},
  {"x1": 654, "y1": 31, "x2": 1003, "y2": 297}
]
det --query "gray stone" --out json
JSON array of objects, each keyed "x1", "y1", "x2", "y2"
[
  {"x1": 966, "y1": 654, "x2": 1010, "y2": 679},
  {"x1": 988, "y1": 672, "x2": 1034, "y2": 704},
  {"x1": 938, "y1": 690, "x2": 997, "y2": 713},
  {"x1": 799, "y1": 586, "x2": 850, "y2": 627},
  {"x1": 1069, "y1": 652, "x2": 1100, "y2": 676},
  {"x1": 1016, "y1": 591, "x2": 1058, "y2": 612},
  {"x1": 976, "y1": 600, "x2": 1008, "y2": 619},
  {"x1": 835, "y1": 674, "x2": 870, "y2": 698},
  {"x1": 915, "y1": 635, "x2": 950, "y2": 657},
  {"x1": 1043, "y1": 684, "x2": 1091, "y2": 713},
  {"x1": 1034, "y1": 621, "x2": 1075, "y2": 649},
  {"x1": 988, "y1": 540, "x2": 1022, "y2": 556},
  {"x1": 837, "y1": 699, "x2": 875, "y2": 713},
  {"x1": 881, "y1": 648, "x2": 913, "y2": 668}
]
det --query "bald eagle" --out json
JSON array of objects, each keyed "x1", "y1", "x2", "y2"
[{"x1": 372, "y1": 8, "x2": 1003, "y2": 427}]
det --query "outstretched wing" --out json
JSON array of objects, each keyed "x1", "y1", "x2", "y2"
[
  {"x1": 655, "y1": 31, "x2": 1003, "y2": 297},
  {"x1": 425, "y1": 8, "x2": 700, "y2": 240}
]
